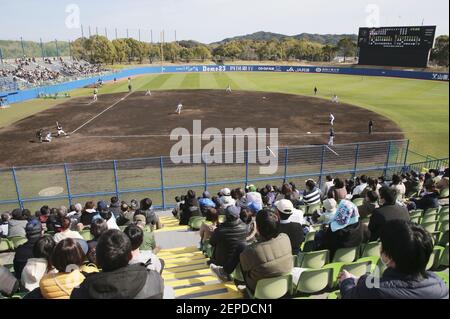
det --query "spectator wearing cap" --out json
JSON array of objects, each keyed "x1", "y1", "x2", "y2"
[
  {"x1": 369, "y1": 187, "x2": 410, "y2": 241},
  {"x1": 71, "y1": 230, "x2": 165, "y2": 299},
  {"x1": 133, "y1": 214, "x2": 157, "y2": 251},
  {"x1": 219, "y1": 188, "x2": 236, "y2": 209},
  {"x1": 209, "y1": 206, "x2": 248, "y2": 281},
  {"x1": 53, "y1": 216, "x2": 84, "y2": 243},
  {"x1": 316, "y1": 200, "x2": 370, "y2": 260},
  {"x1": 358, "y1": 191, "x2": 379, "y2": 219},
  {"x1": 239, "y1": 209, "x2": 293, "y2": 293},
  {"x1": 275, "y1": 199, "x2": 304, "y2": 224},
  {"x1": 13, "y1": 218, "x2": 43, "y2": 280},
  {"x1": 339, "y1": 220, "x2": 448, "y2": 299},
  {"x1": 8, "y1": 208, "x2": 28, "y2": 237},
  {"x1": 276, "y1": 201, "x2": 305, "y2": 255},
  {"x1": 245, "y1": 185, "x2": 263, "y2": 211},
  {"x1": 317, "y1": 198, "x2": 338, "y2": 224}
]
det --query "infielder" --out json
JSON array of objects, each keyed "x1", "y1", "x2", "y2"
[
  {"x1": 331, "y1": 94, "x2": 339, "y2": 104},
  {"x1": 226, "y1": 84, "x2": 232, "y2": 93},
  {"x1": 56, "y1": 122, "x2": 67, "y2": 137},
  {"x1": 93, "y1": 88, "x2": 98, "y2": 102},
  {"x1": 145, "y1": 89, "x2": 152, "y2": 96},
  {"x1": 328, "y1": 128, "x2": 335, "y2": 146},
  {"x1": 329, "y1": 113, "x2": 335, "y2": 126},
  {"x1": 43, "y1": 132, "x2": 52, "y2": 143},
  {"x1": 175, "y1": 102, "x2": 183, "y2": 115}
]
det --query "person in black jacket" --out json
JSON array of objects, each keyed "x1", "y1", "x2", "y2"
[
  {"x1": 339, "y1": 220, "x2": 448, "y2": 299},
  {"x1": 179, "y1": 190, "x2": 202, "y2": 226},
  {"x1": 368, "y1": 186, "x2": 409, "y2": 241},
  {"x1": 316, "y1": 200, "x2": 369, "y2": 260},
  {"x1": 410, "y1": 179, "x2": 440, "y2": 212},
  {"x1": 209, "y1": 206, "x2": 248, "y2": 281},
  {"x1": 275, "y1": 199, "x2": 304, "y2": 255},
  {"x1": 71, "y1": 229, "x2": 165, "y2": 299},
  {"x1": 109, "y1": 197, "x2": 122, "y2": 219},
  {"x1": 135, "y1": 198, "x2": 162, "y2": 230},
  {"x1": 13, "y1": 219, "x2": 43, "y2": 280}
]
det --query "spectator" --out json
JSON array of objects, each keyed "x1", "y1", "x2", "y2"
[
  {"x1": 86, "y1": 218, "x2": 108, "y2": 265},
  {"x1": 317, "y1": 198, "x2": 338, "y2": 224},
  {"x1": 80, "y1": 201, "x2": 97, "y2": 226},
  {"x1": 368, "y1": 187, "x2": 409, "y2": 241},
  {"x1": 358, "y1": 190, "x2": 379, "y2": 219},
  {"x1": 179, "y1": 191, "x2": 201, "y2": 226},
  {"x1": 436, "y1": 168, "x2": 449, "y2": 192},
  {"x1": 239, "y1": 209, "x2": 293, "y2": 293},
  {"x1": 352, "y1": 175, "x2": 368, "y2": 197},
  {"x1": 198, "y1": 191, "x2": 216, "y2": 211},
  {"x1": 240, "y1": 209, "x2": 257, "y2": 242},
  {"x1": 53, "y1": 217, "x2": 84, "y2": 243},
  {"x1": 219, "y1": 188, "x2": 236, "y2": 209},
  {"x1": 46, "y1": 208, "x2": 61, "y2": 232},
  {"x1": 303, "y1": 179, "x2": 321, "y2": 206},
  {"x1": 40, "y1": 238, "x2": 86, "y2": 299},
  {"x1": 133, "y1": 216, "x2": 157, "y2": 251},
  {"x1": 71, "y1": 230, "x2": 164, "y2": 299},
  {"x1": 316, "y1": 200, "x2": 370, "y2": 260},
  {"x1": 199, "y1": 208, "x2": 219, "y2": 245},
  {"x1": 1, "y1": 212, "x2": 10, "y2": 237},
  {"x1": 209, "y1": 206, "x2": 248, "y2": 281},
  {"x1": 234, "y1": 188, "x2": 249, "y2": 209},
  {"x1": 390, "y1": 174, "x2": 406, "y2": 200},
  {"x1": 245, "y1": 185, "x2": 263, "y2": 211},
  {"x1": 38, "y1": 206, "x2": 51, "y2": 232},
  {"x1": 100, "y1": 210, "x2": 120, "y2": 230},
  {"x1": 135, "y1": 198, "x2": 162, "y2": 230},
  {"x1": 124, "y1": 225, "x2": 163, "y2": 274},
  {"x1": 67, "y1": 203, "x2": 82, "y2": 230},
  {"x1": 276, "y1": 202, "x2": 305, "y2": 255},
  {"x1": 264, "y1": 185, "x2": 277, "y2": 206},
  {"x1": 8, "y1": 208, "x2": 28, "y2": 237},
  {"x1": 410, "y1": 179, "x2": 440, "y2": 212},
  {"x1": 339, "y1": 220, "x2": 448, "y2": 299},
  {"x1": 21, "y1": 235, "x2": 55, "y2": 292},
  {"x1": 13, "y1": 219, "x2": 43, "y2": 279},
  {"x1": 327, "y1": 178, "x2": 347, "y2": 201},
  {"x1": 116, "y1": 202, "x2": 133, "y2": 226},
  {"x1": 321, "y1": 175, "x2": 334, "y2": 199},
  {"x1": 109, "y1": 196, "x2": 122, "y2": 219},
  {"x1": 274, "y1": 199, "x2": 304, "y2": 225}
]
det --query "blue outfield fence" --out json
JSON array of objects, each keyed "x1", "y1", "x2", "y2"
[
  {"x1": 1, "y1": 64, "x2": 448, "y2": 104},
  {"x1": 2, "y1": 139, "x2": 445, "y2": 212}
]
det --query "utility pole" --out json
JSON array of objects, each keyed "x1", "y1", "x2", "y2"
[
  {"x1": 81, "y1": 24, "x2": 84, "y2": 38},
  {"x1": 139, "y1": 29, "x2": 141, "y2": 41},
  {"x1": 40, "y1": 38, "x2": 45, "y2": 60},
  {"x1": 88, "y1": 26, "x2": 92, "y2": 37},
  {"x1": 105, "y1": 27, "x2": 108, "y2": 39},
  {"x1": 55, "y1": 39, "x2": 59, "y2": 57},
  {"x1": 20, "y1": 37, "x2": 25, "y2": 57},
  {"x1": 115, "y1": 28, "x2": 118, "y2": 40},
  {"x1": 151, "y1": 30, "x2": 153, "y2": 43}
]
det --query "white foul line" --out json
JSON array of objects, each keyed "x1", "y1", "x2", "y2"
[
  {"x1": 71, "y1": 93, "x2": 132, "y2": 134},
  {"x1": 325, "y1": 145, "x2": 340, "y2": 156}
]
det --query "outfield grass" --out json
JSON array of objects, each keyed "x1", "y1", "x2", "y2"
[{"x1": 1, "y1": 72, "x2": 448, "y2": 159}]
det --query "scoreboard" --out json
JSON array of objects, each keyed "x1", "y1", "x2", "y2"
[{"x1": 358, "y1": 26, "x2": 436, "y2": 68}]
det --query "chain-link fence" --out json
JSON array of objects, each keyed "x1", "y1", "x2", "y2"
[{"x1": 0, "y1": 139, "x2": 418, "y2": 212}]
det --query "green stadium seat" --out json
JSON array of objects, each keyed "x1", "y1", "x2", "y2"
[
  {"x1": 439, "y1": 244, "x2": 449, "y2": 268},
  {"x1": 434, "y1": 271, "x2": 449, "y2": 288},
  {"x1": 425, "y1": 208, "x2": 439, "y2": 215},
  {"x1": 426, "y1": 246, "x2": 445, "y2": 271},
  {"x1": 360, "y1": 241, "x2": 381, "y2": 258},
  {"x1": 410, "y1": 216, "x2": 421, "y2": 224},
  {"x1": 248, "y1": 274, "x2": 293, "y2": 299},
  {"x1": 294, "y1": 268, "x2": 331, "y2": 295},
  {"x1": 352, "y1": 198, "x2": 364, "y2": 206},
  {"x1": 323, "y1": 260, "x2": 372, "y2": 288},
  {"x1": 421, "y1": 213, "x2": 438, "y2": 224},
  {"x1": 296, "y1": 250, "x2": 330, "y2": 269},
  {"x1": 305, "y1": 203, "x2": 322, "y2": 216},
  {"x1": 79, "y1": 230, "x2": 93, "y2": 241},
  {"x1": 332, "y1": 247, "x2": 358, "y2": 263},
  {"x1": 7, "y1": 236, "x2": 27, "y2": 249},
  {"x1": 438, "y1": 230, "x2": 449, "y2": 246},
  {"x1": 439, "y1": 212, "x2": 449, "y2": 223},
  {"x1": 0, "y1": 238, "x2": 14, "y2": 252},
  {"x1": 439, "y1": 188, "x2": 449, "y2": 199},
  {"x1": 439, "y1": 206, "x2": 449, "y2": 214},
  {"x1": 409, "y1": 210, "x2": 423, "y2": 219},
  {"x1": 421, "y1": 221, "x2": 439, "y2": 233},
  {"x1": 327, "y1": 290, "x2": 341, "y2": 299},
  {"x1": 230, "y1": 263, "x2": 245, "y2": 283},
  {"x1": 188, "y1": 216, "x2": 206, "y2": 230},
  {"x1": 439, "y1": 220, "x2": 449, "y2": 233}
]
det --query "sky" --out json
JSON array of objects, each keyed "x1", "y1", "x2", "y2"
[{"x1": 0, "y1": 0, "x2": 448, "y2": 43}]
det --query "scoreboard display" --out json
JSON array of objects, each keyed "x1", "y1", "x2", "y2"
[{"x1": 358, "y1": 26, "x2": 436, "y2": 68}]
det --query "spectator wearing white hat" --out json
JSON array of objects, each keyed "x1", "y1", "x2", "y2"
[
  {"x1": 219, "y1": 188, "x2": 236, "y2": 209},
  {"x1": 276, "y1": 200, "x2": 305, "y2": 255},
  {"x1": 274, "y1": 199, "x2": 304, "y2": 225},
  {"x1": 245, "y1": 185, "x2": 263, "y2": 211},
  {"x1": 318, "y1": 198, "x2": 337, "y2": 224}
]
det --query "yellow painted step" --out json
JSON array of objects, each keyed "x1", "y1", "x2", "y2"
[
  {"x1": 165, "y1": 276, "x2": 218, "y2": 288},
  {"x1": 175, "y1": 283, "x2": 238, "y2": 298},
  {"x1": 162, "y1": 268, "x2": 212, "y2": 280},
  {"x1": 194, "y1": 291, "x2": 244, "y2": 299},
  {"x1": 164, "y1": 257, "x2": 207, "y2": 267},
  {"x1": 164, "y1": 263, "x2": 208, "y2": 273},
  {"x1": 159, "y1": 251, "x2": 204, "y2": 260},
  {"x1": 158, "y1": 246, "x2": 197, "y2": 254}
]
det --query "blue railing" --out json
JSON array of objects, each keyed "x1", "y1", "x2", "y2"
[{"x1": 0, "y1": 140, "x2": 411, "y2": 211}]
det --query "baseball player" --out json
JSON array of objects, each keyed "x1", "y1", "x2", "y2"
[
  {"x1": 43, "y1": 131, "x2": 52, "y2": 143},
  {"x1": 145, "y1": 89, "x2": 152, "y2": 96},
  {"x1": 93, "y1": 88, "x2": 98, "y2": 102},
  {"x1": 328, "y1": 128, "x2": 335, "y2": 146},
  {"x1": 331, "y1": 94, "x2": 339, "y2": 104},
  {"x1": 226, "y1": 84, "x2": 232, "y2": 93},
  {"x1": 56, "y1": 122, "x2": 67, "y2": 137},
  {"x1": 175, "y1": 102, "x2": 183, "y2": 115},
  {"x1": 369, "y1": 120, "x2": 374, "y2": 134},
  {"x1": 329, "y1": 113, "x2": 335, "y2": 126},
  {"x1": 314, "y1": 86, "x2": 318, "y2": 95},
  {"x1": 36, "y1": 129, "x2": 44, "y2": 143}
]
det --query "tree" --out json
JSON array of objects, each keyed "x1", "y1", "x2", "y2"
[
  {"x1": 322, "y1": 45, "x2": 338, "y2": 62},
  {"x1": 337, "y1": 37, "x2": 356, "y2": 62},
  {"x1": 193, "y1": 45, "x2": 212, "y2": 62},
  {"x1": 112, "y1": 39, "x2": 129, "y2": 64},
  {"x1": 71, "y1": 38, "x2": 88, "y2": 60},
  {"x1": 180, "y1": 47, "x2": 194, "y2": 62},
  {"x1": 125, "y1": 38, "x2": 146, "y2": 63},
  {"x1": 431, "y1": 35, "x2": 449, "y2": 66},
  {"x1": 85, "y1": 36, "x2": 116, "y2": 64},
  {"x1": 147, "y1": 43, "x2": 160, "y2": 63}
]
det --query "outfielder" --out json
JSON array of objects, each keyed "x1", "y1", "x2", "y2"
[{"x1": 226, "y1": 84, "x2": 232, "y2": 93}]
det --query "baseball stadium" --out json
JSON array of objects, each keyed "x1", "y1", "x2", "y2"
[{"x1": 0, "y1": 0, "x2": 448, "y2": 303}]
